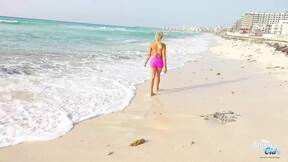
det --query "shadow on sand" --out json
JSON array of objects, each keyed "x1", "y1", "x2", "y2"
[{"x1": 159, "y1": 77, "x2": 249, "y2": 95}]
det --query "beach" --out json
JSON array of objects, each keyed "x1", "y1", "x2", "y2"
[
  {"x1": 0, "y1": 17, "x2": 211, "y2": 148},
  {"x1": 1, "y1": 35, "x2": 288, "y2": 162}
]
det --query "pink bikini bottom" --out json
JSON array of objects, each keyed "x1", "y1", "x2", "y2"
[{"x1": 150, "y1": 57, "x2": 164, "y2": 69}]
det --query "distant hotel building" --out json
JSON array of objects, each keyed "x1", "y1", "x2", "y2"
[
  {"x1": 270, "y1": 20, "x2": 288, "y2": 35},
  {"x1": 233, "y1": 11, "x2": 288, "y2": 35}
]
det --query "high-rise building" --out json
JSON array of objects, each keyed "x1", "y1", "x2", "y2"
[
  {"x1": 271, "y1": 20, "x2": 288, "y2": 35},
  {"x1": 240, "y1": 15, "x2": 252, "y2": 30},
  {"x1": 246, "y1": 12, "x2": 288, "y2": 26},
  {"x1": 281, "y1": 21, "x2": 288, "y2": 35},
  {"x1": 238, "y1": 11, "x2": 288, "y2": 34}
]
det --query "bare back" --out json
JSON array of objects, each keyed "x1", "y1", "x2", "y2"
[{"x1": 150, "y1": 42, "x2": 166, "y2": 58}]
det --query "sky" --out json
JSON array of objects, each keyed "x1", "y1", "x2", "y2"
[{"x1": 0, "y1": 0, "x2": 287, "y2": 27}]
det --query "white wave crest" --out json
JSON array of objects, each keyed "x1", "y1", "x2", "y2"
[{"x1": 0, "y1": 20, "x2": 19, "y2": 24}]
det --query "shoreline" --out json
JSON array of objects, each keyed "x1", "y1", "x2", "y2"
[
  {"x1": 0, "y1": 33, "x2": 210, "y2": 148},
  {"x1": 1, "y1": 36, "x2": 288, "y2": 161}
]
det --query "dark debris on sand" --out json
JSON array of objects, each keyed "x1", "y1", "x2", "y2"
[
  {"x1": 129, "y1": 138, "x2": 146, "y2": 147},
  {"x1": 200, "y1": 110, "x2": 240, "y2": 124},
  {"x1": 107, "y1": 151, "x2": 114, "y2": 156},
  {"x1": 190, "y1": 141, "x2": 196, "y2": 145}
]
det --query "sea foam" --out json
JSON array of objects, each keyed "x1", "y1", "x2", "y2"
[
  {"x1": 0, "y1": 18, "x2": 215, "y2": 147},
  {"x1": 0, "y1": 20, "x2": 19, "y2": 24}
]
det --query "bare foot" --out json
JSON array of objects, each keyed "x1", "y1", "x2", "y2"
[
  {"x1": 150, "y1": 92, "x2": 155, "y2": 96},
  {"x1": 155, "y1": 90, "x2": 159, "y2": 95}
]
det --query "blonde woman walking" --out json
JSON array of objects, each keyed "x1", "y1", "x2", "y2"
[{"x1": 144, "y1": 32, "x2": 167, "y2": 96}]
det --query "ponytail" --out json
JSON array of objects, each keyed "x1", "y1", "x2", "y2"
[{"x1": 155, "y1": 32, "x2": 164, "y2": 49}]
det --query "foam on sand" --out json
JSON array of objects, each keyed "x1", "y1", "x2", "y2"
[{"x1": 0, "y1": 32, "x2": 215, "y2": 147}]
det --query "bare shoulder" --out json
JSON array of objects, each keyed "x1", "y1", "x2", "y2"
[{"x1": 149, "y1": 42, "x2": 155, "y2": 47}]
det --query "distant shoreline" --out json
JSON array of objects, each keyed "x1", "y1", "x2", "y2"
[
  {"x1": 216, "y1": 32, "x2": 288, "y2": 44},
  {"x1": 214, "y1": 32, "x2": 288, "y2": 55}
]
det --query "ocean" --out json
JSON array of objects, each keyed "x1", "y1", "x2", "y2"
[{"x1": 0, "y1": 16, "x2": 213, "y2": 147}]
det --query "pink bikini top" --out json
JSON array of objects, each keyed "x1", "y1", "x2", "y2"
[{"x1": 154, "y1": 50, "x2": 161, "y2": 57}]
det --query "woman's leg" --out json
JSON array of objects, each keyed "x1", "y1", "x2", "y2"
[
  {"x1": 150, "y1": 68, "x2": 157, "y2": 96},
  {"x1": 155, "y1": 68, "x2": 162, "y2": 94}
]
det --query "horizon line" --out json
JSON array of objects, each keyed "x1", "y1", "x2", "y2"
[{"x1": 0, "y1": 15, "x2": 160, "y2": 29}]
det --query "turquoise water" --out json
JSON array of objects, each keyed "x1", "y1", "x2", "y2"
[
  {"x1": 0, "y1": 16, "x2": 212, "y2": 147},
  {"x1": 0, "y1": 16, "x2": 193, "y2": 54}
]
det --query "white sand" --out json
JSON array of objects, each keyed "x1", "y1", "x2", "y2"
[
  {"x1": 210, "y1": 37, "x2": 288, "y2": 81},
  {"x1": 1, "y1": 37, "x2": 288, "y2": 162}
]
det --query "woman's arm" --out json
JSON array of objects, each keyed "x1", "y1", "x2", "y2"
[
  {"x1": 144, "y1": 44, "x2": 152, "y2": 67},
  {"x1": 163, "y1": 44, "x2": 167, "y2": 73}
]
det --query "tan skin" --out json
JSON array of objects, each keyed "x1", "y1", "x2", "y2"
[{"x1": 144, "y1": 42, "x2": 167, "y2": 96}]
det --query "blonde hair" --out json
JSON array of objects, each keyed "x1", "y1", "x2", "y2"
[{"x1": 155, "y1": 32, "x2": 164, "y2": 49}]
